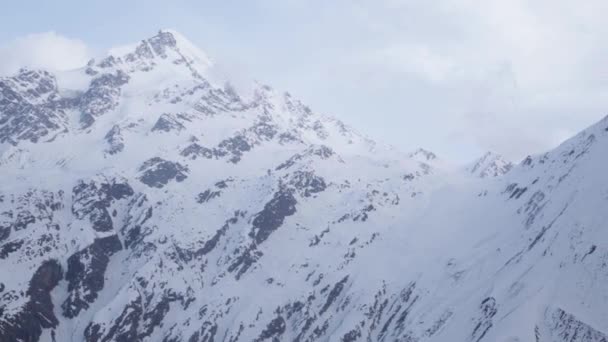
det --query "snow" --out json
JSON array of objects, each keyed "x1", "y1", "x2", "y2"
[{"x1": 1, "y1": 30, "x2": 608, "y2": 342}]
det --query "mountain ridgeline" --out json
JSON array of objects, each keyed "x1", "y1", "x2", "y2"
[{"x1": 1, "y1": 30, "x2": 607, "y2": 342}]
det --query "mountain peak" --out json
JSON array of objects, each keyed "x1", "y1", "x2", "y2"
[{"x1": 89, "y1": 29, "x2": 213, "y2": 77}]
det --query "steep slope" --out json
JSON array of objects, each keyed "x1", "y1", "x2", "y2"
[{"x1": 1, "y1": 30, "x2": 607, "y2": 342}]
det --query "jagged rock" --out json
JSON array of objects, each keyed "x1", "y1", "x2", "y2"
[
  {"x1": 215, "y1": 135, "x2": 252, "y2": 163},
  {"x1": 78, "y1": 71, "x2": 129, "y2": 128},
  {"x1": 471, "y1": 297, "x2": 497, "y2": 342},
  {"x1": 250, "y1": 187, "x2": 297, "y2": 244},
  {"x1": 545, "y1": 307, "x2": 608, "y2": 342},
  {"x1": 287, "y1": 170, "x2": 327, "y2": 197},
  {"x1": 138, "y1": 157, "x2": 189, "y2": 188},
  {"x1": 0, "y1": 259, "x2": 63, "y2": 342},
  {"x1": 105, "y1": 125, "x2": 125, "y2": 155},
  {"x1": 181, "y1": 143, "x2": 214, "y2": 160},
  {"x1": 72, "y1": 177, "x2": 134, "y2": 232},
  {"x1": 151, "y1": 113, "x2": 191, "y2": 133},
  {"x1": 0, "y1": 69, "x2": 67, "y2": 145},
  {"x1": 62, "y1": 235, "x2": 123, "y2": 318},
  {"x1": 468, "y1": 152, "x2": 513, "y2": 178}
]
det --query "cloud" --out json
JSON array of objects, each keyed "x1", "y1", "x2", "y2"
[
  {"x1": 0, "y1": 32, "x2": 90, "y2": 76},
  {"x1": 297, "y1": 0, "x2": 608, "y2": 160},
  {"x1": 361, "y1": 44, "x2": 456, "y2": 83}
]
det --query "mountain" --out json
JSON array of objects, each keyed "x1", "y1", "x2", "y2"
[
  {"x1": 1, "y1": 30, "x2": 607, "y2": 342},
  {"x1": 467, "y1": 151, "x2": 513, "y2": 178}
]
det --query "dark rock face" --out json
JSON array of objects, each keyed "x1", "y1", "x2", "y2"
[
  {"x1": 278, "y1": 131, "x2": 302, "y2": 144},
  {"x1": 0, "y1": 259, "x2": 63, "y2": 342},
  {"x1": 287, "y1": 171, "x2": 327, "y2": 197},
  {"x1": 0, "y1": 190, "x2": 64, "y2": 260},
  {"x1": 187, "y1": 322, "x2": 219, "y2": 342},
  {"x1": 181, "y1": 143, "x2": 214, "y2": 160},
  {"x1": 276, "y1": 145, "x2": 335, "y2": 171},
  {"x1": 471, "y1": 297, "x2": 497, "y2": 342},
  {"x1": 85, "y1": 297, "x2": 142, "y2": 342},
  {"x1": 341, "y1": 328, "x2": 362, "y2": 342},
  {"x1": 0, "y1": 69, "x2": 68, "y2": 145},
  {"x1": 72, "y1": 178, "x2": 134, "y2": 232},
  {"x1": 193, "y1": 85, "x2": 247, "y2": 116},
  {"x1": 148, "y1": 30, "x2": 178, "y2": 56},
  {"x1": 62, "y1": 235, "x2": 123, "y2": 318},
  {"x1": 0, "y1": 239, "x2": 24, "y2": 259},
  {"x1": 250, "y1": 187, "x2": 297, "y2": 245},
  {"x1": 228, "y1": 244, "x2": 264, "y2": 280},
  {"x1": 78, "y1": 71, "x2": 130, "y2": 128},
  {"x1": 121, "y1": 196, "x2": 154, "y2": 250},
  {"x1": 249, "y1": 121, "x2": 278, "y2": 141},
  {"x1": 338, "y1": 204, "x2": 376, "y2": 223},
  {"x1": 255, "y1": 316, "x2": 286, "y2": 342},
  {"x1": 215, "y1": 135, "x2": 252, "y2": 163},
  {"x1": 85, "y1": 285, "x2": 194, "y2": 342},
  {"x1": 320, "y1": 276, "x2": 349, "y2": 315},
  {"x1": 197, "y1": 189, "x2": 221, "y2": 204},
  {"x1": 194, "y1": 210, "x2": 243, "y2": 259},
  {"x1": 196, "y1": 179, "x2": 233, "y2": 204},
  {"x1": 151, "y1": 113, "x2": 190, "y2": 132},
  {"x1": 105, "y1": 125, "x2": 125, "y2": 155},
  {"x1": 0, "y1": 225, "x2": 10, "y2": 242},
  {"x1": 138, "y1": 157, "x2": 189, "y2": 188},
  {"x1": 228, "y1": 187, "x2": 298, "y2": 278},
  {"x1": 547, "y1": 307, "x2": 608, "y2": 342}
]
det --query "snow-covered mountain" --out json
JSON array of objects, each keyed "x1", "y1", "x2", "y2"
[{"x1": 1, "y1": 30, "x2": 607, "y2": 342}]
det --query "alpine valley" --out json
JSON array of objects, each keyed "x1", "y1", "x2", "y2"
[{"x1": 1, "y1": 30, "x2": 607, "y2": 342}]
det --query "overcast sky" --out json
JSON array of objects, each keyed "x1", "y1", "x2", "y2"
[{"x1": 2, "y1": 0, "x2": 608, "y2": 162}]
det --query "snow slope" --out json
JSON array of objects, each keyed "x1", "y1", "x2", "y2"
[{"x1": 1, "y1": 30, "x2": 607, "y2": 342}]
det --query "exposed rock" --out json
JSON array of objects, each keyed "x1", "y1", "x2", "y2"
[
  {"x1": 471, "y1": 297, "x2": 498, "y2": 342},
  {"x1": 0, "y1": 259, "x2": 63, "y2": 342},
  {"x1": 215, "y1": 135, "x2": 252, "y2": 163},
  {"x1": 545, "y1": 307, "x2": 608, "y2": 342},
  {"x1": 151, "y1": 113, "x2": 190, "y2": 133},
  {"x1": 72, "y1": 177, "x2": 134, "y2": 232},
  {"x1": 255, "y1": 316, "x2": 286, "y2": 342},
  {"x1": 105, "y1": 125, "x2": 125, "y2": 155},
  {"x1": 468, "y1": 152, "x2": 513, "y2": 178},
  {"x1": 287, "y1": 170, "x2": 327, "y2": 198},
  {"x1": 78, "y1": 71, "x2": 129, "y2": 128},
  {"x1": 62, "y1": 235, "x2": 123, "y2": 318},
  {"x1": 138, "y1": 157, "x2": 189, "y2": 188},
  {"x1": 181, "y1": 143, "x2": 214, "y2": 160},
  {"x1": 0, "y1": 69, "x2": 67, "y2": 145},
  {"x1": 250, "y1": 187, "x2": 297, "y2": 244}
]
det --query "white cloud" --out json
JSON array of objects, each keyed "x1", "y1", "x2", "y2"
[
  {"x1": 0, "y1": 32, "x2": 90, "y2": 76},
  {"x1": 284, "y1": 0, "x2": 608, "y2": 160},
  {"x1": 364, "y1": 44, "x2": 456, "y2": 83}
]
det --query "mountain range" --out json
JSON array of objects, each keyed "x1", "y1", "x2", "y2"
[{"x1": 1, "y1": 30, "x2": 607, "y2": 342}]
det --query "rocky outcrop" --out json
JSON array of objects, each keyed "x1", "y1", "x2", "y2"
[
  {"x1": 72, "y1": 177, "x2": 134, "y2": 232},
  {"x1": 62, "y1": 235, "x2": 123, "y2": 318},
  {"x1": 0, "y1": 259, "x2": 63, "y2": 342},
  {"x1": 138, "y1": 158, "x2": 189, "y2": 188},
  {"x1": 0, "y1": 69, "x2": 67, "y2": 145}
]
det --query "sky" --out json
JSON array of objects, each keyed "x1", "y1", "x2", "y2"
[{"x1": 2, "y1": 0, "x2": 608, "y2": 162}]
